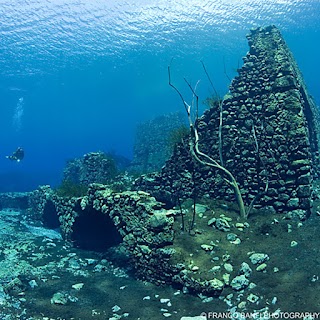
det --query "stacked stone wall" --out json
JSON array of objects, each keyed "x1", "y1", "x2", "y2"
[
  {"x1": 63, "y1": 152, "x2": 117, "y2": 185},
  {"x1": 130, "y1": 112, "x2": 187, "y2": 173},
  {"x1": 135, "y1": 25, "x2": 320, "y2": 217},
  {"x1": 29, "y1": 185, "x2": 236, "y2": 295}
]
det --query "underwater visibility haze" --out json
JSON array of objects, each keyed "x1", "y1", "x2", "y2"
[
  {"x1": 2, "y1": 1, "x2": 320, "y2": 320},
  {"x1": 1, "y1": 0, "x2": 320, "y2": 191}
]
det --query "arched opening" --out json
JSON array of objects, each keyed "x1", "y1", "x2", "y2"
[{"x1": 71, "y1": 207, "x2": 122, "y2": 251}]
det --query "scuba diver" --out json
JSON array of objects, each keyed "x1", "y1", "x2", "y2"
[{"x1": 6, "y1": 147, "x2": 24, "y2": 162}]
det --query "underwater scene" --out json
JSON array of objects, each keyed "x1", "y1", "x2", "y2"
[{"x1": 1, "y1": 1, "x2": 320, "y2": 319}]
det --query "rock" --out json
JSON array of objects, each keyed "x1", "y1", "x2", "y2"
[
  {"x1": 112, "y1": 305, "x2": 121, "y2": 312},
  {"x1": 287, "y1": 198, "x2": 299, "y2": 209},
  {"x1": 148, "y1": 212, "x2": 169, "y2": 229},
  {"x1": 80, "y1": 196, "x2": 88, "y2": 210},
  {"x1": 223, "y1": 273, "x2": 230, "y2": 285},
  {"x1": 207, "y1": 278, "x2": 224, "y2": 291},
  {"x1": 297, "y1": 185, "x2": 311, "y2": 197},
  {"x1": 247, "y1": 293, "x2": 259, "y2": 303},
  {"x1": 249, "y1": 253, "x2": 269, "y2": 265},
  {"x1": 279, "y1": 193, "x2": 290, "y2": 201},
  {"x1": 85, "y1": 258, "x2": 97, "y2": 265},
  {"x1": 214, "y1": 218, "x2": 231, "y2": 232},
  {"x1": 235, "y1": 223, "x2": 245, "y2": 230},
  {"x1": 232, "y1": 238, "x2": 241, "y2": 244},
  {"x1": 72, "y1": 283, "x2": 84, "y2": 290},
  {"x1": 297, "y1": 173, "x2": 311, "y2": 184},
  {"x1": 201, "y1": 244, "x2": 214, "y2": 252},
  {"x1": 194, "y1": 204, "x2": 208, "y2": 215},
  {"x1": 27, "y1": 24, "x2": 319, "y2": 301},
  {"x1": 207, "y1": 217, "x2": 216, "y2": 226},
  {"x1": 239, "y1": 262, "x2": 252, "y2": 277},
  {"x1": 256, "y1": 263, "x2": 267, "y2": 271},
  {"x1": 286, "y1": 209, "x2": 308, "y2": 220},
  {"x1": 261, "y1": 206, "x2": 277, "y2": 215},
  {"x1": 28, "y1": 280, "x2": 38, "y2": 289},
  {"x1": 291, "y1": 159, "x2": 310, "y2": 167},
  {"x1": 224, "y1": 263, "x2": 233, "y2": 272},
  {"x1": 51, "y1": 292, "x2": 68, "y2": 305},
  {"x1": 230, "y1": 275, "x2": 249, "y2": 290},
  {"x1": 210, "y1": 266, "x2": 221, "y2": 273},
  {"x1": 226, "y1": 233, "x2": 238, "y2": 241},
  {"x1": 160, "y1": 298, "x2": 171, "y2": 304},
  {"x1": 248, "y1": 283, "x2": 257, "y2": 290}
]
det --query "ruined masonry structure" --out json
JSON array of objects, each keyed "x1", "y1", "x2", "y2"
[
  {"x1": 136, "y1": 25, "x2": 320, "y2": 218},
  {"x1": 26, "y1": 26, "x2": 320, "y2": 295},
  {"x1": 63, "y1": 152, "x2": 117, "y2": 185},
  {"x1": 130, "y1": 112, "x2": 186, "y2": 173},
  {"x1": 29, "y1": 184, "x2": 225, "y2": 295}
]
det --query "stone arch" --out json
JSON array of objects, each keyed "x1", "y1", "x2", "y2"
[{"x1": 71, "y1": 206, "x2": 122, "y2": 251}]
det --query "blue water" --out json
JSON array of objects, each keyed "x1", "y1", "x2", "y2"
[{"x1": 1, "y1": 0, "x2": 320, "y2": 191}]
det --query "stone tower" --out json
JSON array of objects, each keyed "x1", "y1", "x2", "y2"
[{"x1": 136, "y1": 25, "x2": 320, "y2": 218}]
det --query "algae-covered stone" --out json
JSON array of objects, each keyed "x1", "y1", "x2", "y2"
[
  {"x1": 230, "y1": 275, "x2": 249, "y2": 291},
  {"x1": 210, "y1": 266, "x2": 221, "y2": 273},
  {"x1": 207, "y1": 218, "x2": 216, "y2": 226},
  {"x1": 297, "y1": 173, "x2": 312, "y2": 184},
  {"x1": 239, "y1": 262, "x2": 252, "y2": 277},
  {"x1": 247, "y1": 293, "x2": 259, "y2": 303},
  {"x1": 249, "y1": 253, "x2": 269, "y2": 265},
  {"x1": 297, "y1": 185, "x2": 311, "y2": 197},
  {"x1": 226, "y1": 233, "x2": 238, "y2": 242},
  {"x1": 291, "y1": 159, "x2": 310, "y2": 167},
  {"x1": 208, "y1": 278, "x2": 224, "y2": 291},
  {"x1": 51, "y1": 292, "x2": 68, "y2": 305},
  {"x1": 286, "y1": 209, "x2": 308, "y2": 220},
  {"x1": 148, "y1": 212, "x2": 169, "y2": 229},
  {"x1": 291, "y1": 240, "x2": 298, "y2": 247},
  {"x1": 194, "y1": 204, "x2": 208, "y2": 215},
  {"x1": 224, "y1": 263, "x2": 233, "y2": 273},
  {"x1": 80, "y1": 196, "x2": 88, "y2": 210},
  {"x1": 287, "y1": 198, "x2": 299, "y2": 209},
  {"x1": 72, "y1": 283, "x2": 84, "y2": 290},
  {"x1": 223, "y1": 273, "x2": 230, "y2": 285},
  {"x1": 235, "y1": 223, "x2": 245, "y2": 230},
  {"x1": 201, "y1": 244, "x2": 214, "y2": 252},
  {"x1": 140, "y1": 245, "x2": 152, "y2": 254},
  {"x1": 256, "y1": 263, "x2": 267, "y2": 271},
  {"x1": 215, "y1": 218, "x2": 231, "y2": 232}
]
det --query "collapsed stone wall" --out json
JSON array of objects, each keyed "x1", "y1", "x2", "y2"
[
  {"x1": 63, "y1": 152, "x2": 117, "y2": 185},
  {"x1": 28, "y1": 186, "x2": 177, "y2": 278},
  {"x1": 130, "y1": 112, "x2": 187, "y2": 173},
  {"x1": 135, "y1": 25, "x2": 320, "y2": 218},
  {"x1": 23, "y1": 25, "x2": 320, "y2": 298},
  {"x1": 28, "y1": 184, "x2": 229, "y2": 295}
]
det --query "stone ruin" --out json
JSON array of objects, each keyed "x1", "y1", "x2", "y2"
[
  {"x1": 130, "y1": 112, "x2": 187, "y2": 173},
  {"x1": 63, "y1": 151, "x2": 117, "y2": 185},
  {"x1": 135, "y1": 25, "x2": 320, "y2": 219},
  {"x1": 23, "y1": 25, "x2": 320, "y2": 296}
]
